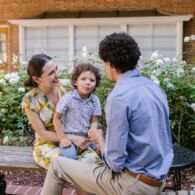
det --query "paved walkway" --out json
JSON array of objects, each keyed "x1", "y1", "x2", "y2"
[
  {"x1": 6, "y1": 184, "x2": 195, "y2": 195},
  {"x1": 6, "y1": 184, "x2": 76, "y2": 195}
]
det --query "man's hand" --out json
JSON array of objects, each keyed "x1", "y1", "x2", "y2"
[{"x1": 60, "y1": 137, "x2": 72, "y2": 147}]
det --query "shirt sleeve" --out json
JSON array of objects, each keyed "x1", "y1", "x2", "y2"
[
  {"x1": 92, "y1": 96, "x2": 102, "y2": 116},
  {"x1": 55, "y1": 94, "x2": 69, "y2": 114},
  {"x1": 102, "y1": 96, "x2": 130, "y2": 172},
  {"x1": 21, "y1": 93, "x2": 39, "y2": 113}
]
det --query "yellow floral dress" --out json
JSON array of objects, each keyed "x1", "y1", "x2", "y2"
[{"x1": 21, "y1": 85, "x2": 66, "y2": 169}]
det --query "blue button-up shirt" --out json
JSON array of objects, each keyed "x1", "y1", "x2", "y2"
[
  {"x1": 102, "y1": 69, "x2": 173, "y2": 180},
  {"x1": 56, "y1": 89, "x2": 102, "y2": 134}
]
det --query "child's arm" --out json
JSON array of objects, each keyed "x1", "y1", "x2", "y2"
[
  {"x1": 90, "y1": 116, "x2": 99, "y2": 130},
  {"x1": 53, "y1": 112, "x2": 72, "y2": 147}
]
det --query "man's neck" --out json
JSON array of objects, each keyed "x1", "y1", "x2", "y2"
[{"x1": 114, "y1": 72, "x2": 122, "y2": 81}]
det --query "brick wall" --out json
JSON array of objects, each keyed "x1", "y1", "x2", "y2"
[{"x1": 0, "y1": 0, "x2": 194, "y2": 68}]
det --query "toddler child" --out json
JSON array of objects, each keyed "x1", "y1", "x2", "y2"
[{"x1": 53, "y1": 63, "x2": 102, "y2": 160}]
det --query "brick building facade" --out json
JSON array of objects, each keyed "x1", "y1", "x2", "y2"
[{"x1": 0, "y1": 0, "x2": 194, "y2": 70}]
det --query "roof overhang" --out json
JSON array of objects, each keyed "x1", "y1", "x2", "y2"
[{"x1": 9, "y1": 14, "x2": 193, "y2": 26}]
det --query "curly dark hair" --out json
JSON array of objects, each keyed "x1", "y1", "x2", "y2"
[
  {"x1": 71, "y1": 63, "x2": 101, "y2": 90},
  {"x1": 99, "y1": 32, "x2": 141, "y2": 73},
  {"x1": 24, "y1": 54, "x2": 52, "y2": 87}
]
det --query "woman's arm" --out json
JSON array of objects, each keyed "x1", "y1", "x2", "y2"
[{"x1": 24, "y1": 107, "x2": 60, "y2": 142}]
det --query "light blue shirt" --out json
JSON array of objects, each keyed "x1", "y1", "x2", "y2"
[
  {"x1": 102, "y1": 69, "x2": 173, "y2": 180},
  {"x1": 56, "y1": 89, "x2": 102, "y2": 134}
]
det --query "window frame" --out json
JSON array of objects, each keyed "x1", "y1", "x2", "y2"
[{"x1": 0, "y1": 27, "x2": 8, "y2": 68}]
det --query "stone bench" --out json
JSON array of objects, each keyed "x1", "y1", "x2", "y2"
[{"x1": 0, "y1": 146, "x2": 45, "y2": 194}]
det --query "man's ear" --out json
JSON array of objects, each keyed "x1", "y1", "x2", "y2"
[{"x1": 32, "y1": 75, "x2": 41, "y2": 85}]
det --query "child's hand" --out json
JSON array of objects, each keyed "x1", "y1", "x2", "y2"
[
  {"x1": 77, "y1": 139, "x2": 89, "y2": 154},
  {"x1": 60, "y1": 137, "x2": 72, "y2": 147},
  {"x1": 88, "y1": 129, "x2": 103, "y2": 143}
]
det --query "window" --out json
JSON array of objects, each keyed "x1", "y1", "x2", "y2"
[
  {"x1": 127, "y1": 24, "x2": 177, "y2": 59},
  {"x1": 25, "y1": 26, "x2": 68, "y2": 69},
  {"x1": 0, "y1": 28, "x2": 8, "y2": 67},
  {"x1": 9, "y1": 14, "x2": 192, "y2": 70}
]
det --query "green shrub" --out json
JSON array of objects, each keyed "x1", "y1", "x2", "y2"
[
  {"x1": 0, "y1": 71, "x2": 29, "y2": 146},
  {"x1": 140, "y1": 51, "x2": 195, "y2": 149},
  {"x1": 0, "y1": 47, "x2": 194, "y2": 150}
]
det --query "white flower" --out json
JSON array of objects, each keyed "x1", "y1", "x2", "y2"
[
  {"x1": 3, "y1": 136, "x2": 9, "y2": 145},
  {"x1": 8, "y1": 73, "x2": 20, "y2": 84},
  {"x1": 167, "y1": 83, "x2": 175, "y2": 89},
  {"x1": 0, "y1": 79, "x2": 5, "y2": 85},
  {"x1": 192, "y1": 67, "x2": 195, "y2": 72},
  {"x1": 190, "y1": 103, "x2": 195, "y2": 111},
  {"x1": 190, "y1": 35, "x2": 195, "y2": 41},
  {"x1": 4, "y1": 73, "x2": 11, "y2": 80},
  {"x1": 172, "y1": 58, "x2": 177, "y2": 63},
  {"x1": 151, "y1": 76, "x2": 160, "y2": 85},
  {"x1": 82, "y1": 46, "x2": 89, "y2": 59},
  {"x1": 176, "y1": 68, "x2": 185, "y2": 77},
  {"x1": 21, "y1": 61, "x2": 27, "y2": 66},
  {"x1": 12, "y1": 53, "x2": 18, "y2": 64},
  {"x1": 9, "y1": 77, "x2": 19, "y2": 84},
  {"x1": 163, "y1": 78, "x2": 170, "y2": 83},
  {"x1": 10, "y1": 72, "x2": 19, "y2": 77},
  {"x1": 82, "y1": 46, "x2": 88, "y2": 54},
  {"x1": 164, "y1": 58, "x2": 171, "y2": 64},
  {"x1": 181, "y1": 61, "x2": 186, "y2": 66},
  {"x1": 184, "y1": 36, "x2": 190, "y2": 43},
  {"x1": 153, "y1": 79, "x2": 160, "y2": 85},
  {"x1": 151, "y1": 51, "x2": 159, "y2": 60},
  {"x1": 1, "y1": 108, "x2": 7, "y2": 113},
  {"x1": 68, "y1": 66, "x2": 74, "y2": 75},
  {"x1": 18, "y1": 87, "x2": 25, "y2": 93},
  {"x1": 151, "y1": 70, "x2": 157, "y2": 75},
  {"x1": 60, "y1": 79, "x2": 71, "y2": 87},
  {"x1": 82, "y1": 52, "x2": 88, "y2": 59},
  {"x1": 156, "y1": 59, "x2": 164, "y2": 66}
]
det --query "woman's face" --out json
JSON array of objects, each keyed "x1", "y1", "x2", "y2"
[{"x1": 35, "y1": 60, "x2": 60, "y2": 89}]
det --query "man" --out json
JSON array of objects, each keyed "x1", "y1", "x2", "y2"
[{"x1": 41, "y1": 32, "x2": 173, "y2": 195}]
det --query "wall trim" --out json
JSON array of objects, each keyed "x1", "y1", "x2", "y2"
[{"x1": 9, "y1": 15, "x2": 193, "y2": 27}]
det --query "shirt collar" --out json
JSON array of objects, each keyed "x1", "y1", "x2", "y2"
[
  {"x1": 72, "y1": 89, "x2": 93, "y2": 102},
  {"x1": 116, "y1": 68, "x2": 141, "y2": 86}
]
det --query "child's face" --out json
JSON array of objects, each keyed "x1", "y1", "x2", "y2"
[{"x1": 75, "y1": 71, "x2": 96, "y2": 99}]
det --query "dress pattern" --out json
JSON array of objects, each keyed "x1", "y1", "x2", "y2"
[{"x1": 21, "y1": 85, "x2": 66, "y2": 169}]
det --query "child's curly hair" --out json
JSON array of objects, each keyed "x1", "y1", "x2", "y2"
[{"x1": 71, "y1": 63, "x2": 101, "y2": 90}]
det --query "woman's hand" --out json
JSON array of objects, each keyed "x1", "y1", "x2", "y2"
[{"x1": 60, "y1": 137, "x2": 72, "y2": 147}]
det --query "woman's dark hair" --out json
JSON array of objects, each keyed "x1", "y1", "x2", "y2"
[
  {"x1": 99, "y1": 32, "x2": 141, "y2": 73},
  {"x1": 24, "y1": 54, "x2": 52, "y2": 87},
  {"x1": 71, "y1": 63, "x2": 101, "y2": 90}
]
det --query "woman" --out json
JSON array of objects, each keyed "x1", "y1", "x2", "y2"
[{"x1": 21, "y1": 54, "x2": 66, "y2": 169}]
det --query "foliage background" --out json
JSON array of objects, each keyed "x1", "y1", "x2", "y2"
[{"x1": 0, "y1": 49, "x2": 194, "y2": 150}]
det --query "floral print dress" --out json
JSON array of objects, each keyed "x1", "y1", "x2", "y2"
[{"x1": 21, "y1": 85, "x2": 66, "y2": 169}]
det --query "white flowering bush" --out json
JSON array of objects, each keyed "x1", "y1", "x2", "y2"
[
  {"x1": 0, "y1": 69, "x2": 29, "y2": 146},
  {"x1": 68, "y1": 47, "x2": 195, "y2": 148},
  {"x1": 0, "y1": 46, "x2": 194, "y2": 149},
  {"x1": 140, "y1": 51, "x2": 195, "y2": 148}
]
